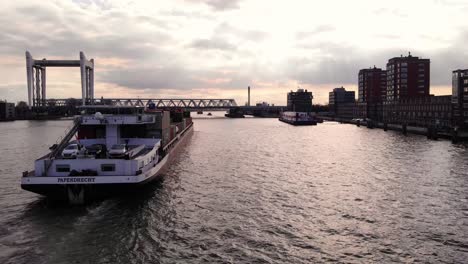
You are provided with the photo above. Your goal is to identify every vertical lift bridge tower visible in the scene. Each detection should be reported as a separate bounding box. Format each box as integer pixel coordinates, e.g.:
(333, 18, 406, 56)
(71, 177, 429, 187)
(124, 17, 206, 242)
(25, 51, 94, 107)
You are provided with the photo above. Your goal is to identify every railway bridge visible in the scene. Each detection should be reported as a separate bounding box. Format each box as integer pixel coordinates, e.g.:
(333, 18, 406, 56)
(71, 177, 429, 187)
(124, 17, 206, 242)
(32, 98, 285, 117)
(25, 51, 283, 117)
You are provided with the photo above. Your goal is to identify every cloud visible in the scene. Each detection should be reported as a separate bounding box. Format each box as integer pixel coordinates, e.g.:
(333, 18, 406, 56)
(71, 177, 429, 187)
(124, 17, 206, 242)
(296, 25, 335, 39)
(159, 9, 214, 20)
(185, 0, 243, 11)
(0, 2, 173, 60)
(426, 31, 468, 85)
(186, 22, 269, 54)
(101, 67, 202, 90)
(71, 0, 114, 10)
(100, 66, 253, 91)
(285, 38, 467, 87)
(432, 0, 468, 7)
(189, 38, 237, 51)
(214, 22, 269, 42)
(374, 34, 402, 39)
(0, 0, 467, 105)
(374, 7, 408, 18)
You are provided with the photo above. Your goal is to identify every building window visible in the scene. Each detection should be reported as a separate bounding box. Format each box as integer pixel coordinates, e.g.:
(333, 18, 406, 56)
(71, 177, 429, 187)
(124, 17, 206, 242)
(56, 164, 70, 173)
(101, 164, 116, 172)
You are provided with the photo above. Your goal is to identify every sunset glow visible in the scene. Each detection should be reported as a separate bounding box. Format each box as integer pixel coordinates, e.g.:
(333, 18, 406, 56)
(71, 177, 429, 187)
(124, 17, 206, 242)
(1, 0, 467, 104)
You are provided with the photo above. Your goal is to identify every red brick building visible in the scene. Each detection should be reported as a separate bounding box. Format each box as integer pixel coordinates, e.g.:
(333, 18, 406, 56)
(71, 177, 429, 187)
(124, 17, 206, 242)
(452, 69, 468, 129)
(358, 67, 386, 121)
(386, 53, 430, 101)
(358, 67, 387, 103)
(382, 95, 452, 129)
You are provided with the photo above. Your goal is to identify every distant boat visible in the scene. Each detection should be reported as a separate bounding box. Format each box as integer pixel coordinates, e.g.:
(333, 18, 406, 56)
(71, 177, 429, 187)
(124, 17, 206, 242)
(279, 111, 317, 126)
(197, 111, 203, 114)
(207, 113, 212, 116)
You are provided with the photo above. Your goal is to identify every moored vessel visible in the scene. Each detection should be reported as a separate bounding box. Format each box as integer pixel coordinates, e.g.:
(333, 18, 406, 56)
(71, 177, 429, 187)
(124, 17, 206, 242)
(279, 88, 318, 126)
(279, 111, 318, 125)
(21, 105, 193, 204)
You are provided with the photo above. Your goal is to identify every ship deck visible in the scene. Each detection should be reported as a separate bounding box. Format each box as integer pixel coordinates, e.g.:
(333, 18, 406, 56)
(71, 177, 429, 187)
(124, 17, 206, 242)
(54, 144, 154, 160)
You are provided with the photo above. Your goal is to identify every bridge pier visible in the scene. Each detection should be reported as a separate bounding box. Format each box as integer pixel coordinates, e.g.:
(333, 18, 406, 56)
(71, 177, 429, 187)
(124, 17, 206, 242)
(452, 127, 459, 143)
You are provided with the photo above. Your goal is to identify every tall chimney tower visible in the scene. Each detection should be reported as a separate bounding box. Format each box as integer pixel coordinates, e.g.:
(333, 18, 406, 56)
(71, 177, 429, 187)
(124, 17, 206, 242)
(248, 86, 251, 106)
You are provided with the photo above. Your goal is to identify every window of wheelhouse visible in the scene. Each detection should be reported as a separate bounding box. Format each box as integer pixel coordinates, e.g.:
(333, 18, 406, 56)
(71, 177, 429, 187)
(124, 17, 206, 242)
(120, 125, 146, 138)
(77, 125, 106, 139)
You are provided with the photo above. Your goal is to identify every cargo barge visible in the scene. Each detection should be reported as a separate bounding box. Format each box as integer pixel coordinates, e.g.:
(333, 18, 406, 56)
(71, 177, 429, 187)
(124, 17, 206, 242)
(21, 105, 193, 204)
(279, 88, 318, 125)
(279, 111, 318, 125)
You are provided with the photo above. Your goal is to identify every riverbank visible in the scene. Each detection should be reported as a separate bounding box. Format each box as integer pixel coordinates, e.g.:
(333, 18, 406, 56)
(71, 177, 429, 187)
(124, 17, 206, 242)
(320, 116, 468, 142)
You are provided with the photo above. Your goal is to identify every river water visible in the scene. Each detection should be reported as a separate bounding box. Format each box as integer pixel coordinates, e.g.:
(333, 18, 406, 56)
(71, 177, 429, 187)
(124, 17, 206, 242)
(1, 116, 467, 263)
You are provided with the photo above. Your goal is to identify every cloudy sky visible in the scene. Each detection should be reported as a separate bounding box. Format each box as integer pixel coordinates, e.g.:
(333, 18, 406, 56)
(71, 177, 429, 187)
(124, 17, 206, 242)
(1, 0, 468, 105)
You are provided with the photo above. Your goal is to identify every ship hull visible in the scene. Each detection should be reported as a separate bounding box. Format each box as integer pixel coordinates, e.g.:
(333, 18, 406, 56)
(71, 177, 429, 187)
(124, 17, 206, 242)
(279, 117, 317, 126)
(279, 111, 318, 126)
(21, 125, 193, 204)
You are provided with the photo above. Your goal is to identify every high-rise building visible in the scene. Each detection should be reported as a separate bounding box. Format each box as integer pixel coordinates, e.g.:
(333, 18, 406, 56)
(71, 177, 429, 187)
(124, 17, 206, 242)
(452, 69, 468, 128)
(287, 89, 313, 112)
(0, 100, 15, 120)
(386, 53, 430, 101)
(358, 67, 387, 103)
(329, 87, 356, 118)
(329, 87, 355, 106)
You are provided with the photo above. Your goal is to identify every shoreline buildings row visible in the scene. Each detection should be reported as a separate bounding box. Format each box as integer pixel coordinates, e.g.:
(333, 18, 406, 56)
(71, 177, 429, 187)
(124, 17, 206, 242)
(329, 53, 468, 132)
(0, 100, 15, 121)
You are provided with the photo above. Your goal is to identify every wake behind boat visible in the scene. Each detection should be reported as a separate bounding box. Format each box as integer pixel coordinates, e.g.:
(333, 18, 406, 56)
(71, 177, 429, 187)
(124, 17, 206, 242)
(21, 104, 193, 204)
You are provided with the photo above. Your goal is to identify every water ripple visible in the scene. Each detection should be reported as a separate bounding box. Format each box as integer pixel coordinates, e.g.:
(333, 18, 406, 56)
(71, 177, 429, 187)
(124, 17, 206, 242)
(0, 119, 467, 263)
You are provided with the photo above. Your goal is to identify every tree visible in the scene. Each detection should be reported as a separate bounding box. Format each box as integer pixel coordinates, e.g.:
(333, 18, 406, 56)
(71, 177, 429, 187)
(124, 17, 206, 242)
(16, 101, 28, 108)
(65, 98, 79, 107)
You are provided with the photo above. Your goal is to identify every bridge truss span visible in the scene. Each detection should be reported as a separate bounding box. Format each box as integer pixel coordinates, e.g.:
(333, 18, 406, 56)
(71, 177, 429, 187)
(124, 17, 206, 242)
(109, 98, 237, 108)
(37, 98, 238, 110)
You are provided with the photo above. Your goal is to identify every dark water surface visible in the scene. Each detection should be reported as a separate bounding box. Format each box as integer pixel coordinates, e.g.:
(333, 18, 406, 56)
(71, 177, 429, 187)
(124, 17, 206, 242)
(1, 117, 468, 263)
